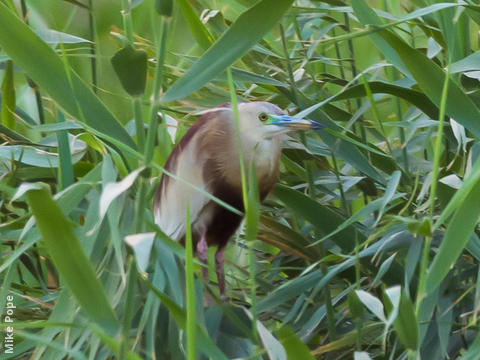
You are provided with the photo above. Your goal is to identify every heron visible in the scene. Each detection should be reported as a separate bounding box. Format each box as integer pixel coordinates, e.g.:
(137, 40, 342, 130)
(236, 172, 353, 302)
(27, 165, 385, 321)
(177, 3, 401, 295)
(154, 101, 323, 301)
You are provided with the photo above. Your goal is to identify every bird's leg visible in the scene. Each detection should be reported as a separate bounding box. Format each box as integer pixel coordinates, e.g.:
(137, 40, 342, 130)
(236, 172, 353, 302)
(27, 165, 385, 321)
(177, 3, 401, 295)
(197, 232, 209, 283)
(196, 232, 212, 305)
(215, 246, 227, 300)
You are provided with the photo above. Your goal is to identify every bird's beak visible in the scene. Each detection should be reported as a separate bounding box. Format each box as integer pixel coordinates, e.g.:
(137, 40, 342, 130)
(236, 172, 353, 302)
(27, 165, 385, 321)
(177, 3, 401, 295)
(265, 114, 324, 130)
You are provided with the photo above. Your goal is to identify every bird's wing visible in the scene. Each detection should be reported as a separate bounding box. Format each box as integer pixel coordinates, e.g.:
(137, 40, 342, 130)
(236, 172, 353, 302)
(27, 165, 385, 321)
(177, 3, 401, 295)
(154, 136, 209, 240)
(154, 110, 229, 241)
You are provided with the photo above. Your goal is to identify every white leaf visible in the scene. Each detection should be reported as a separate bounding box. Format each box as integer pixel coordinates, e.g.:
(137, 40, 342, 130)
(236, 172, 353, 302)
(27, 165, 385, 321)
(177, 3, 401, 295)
(354, 352, 372, 360)
(293, 68, 305, 82)
(439, 174, 463, 189)
(244, 310, 287, 360)
(450, 118, 467, 153)
(200, 9, 220, 24)
(353, 351, 372, 360)
(125, 233, 155, 273)
(385, 286, 401, 325)
(464, 71, 480, 79)
(427, 37, 442, 59)
(163, 113, 178, 144)
(355, 290, 386, 322)
(35, 29, 91, 44)
(99, 167, 144, 219)
(12, 182, 48, 202)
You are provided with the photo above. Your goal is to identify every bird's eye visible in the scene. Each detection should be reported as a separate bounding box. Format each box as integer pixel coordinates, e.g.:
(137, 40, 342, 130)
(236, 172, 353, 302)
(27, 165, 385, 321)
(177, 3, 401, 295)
(258, 112, 268, 122)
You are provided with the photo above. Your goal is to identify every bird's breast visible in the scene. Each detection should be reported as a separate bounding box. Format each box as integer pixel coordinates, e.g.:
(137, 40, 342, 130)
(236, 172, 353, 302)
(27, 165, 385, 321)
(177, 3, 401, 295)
(253, 139, 281, 198)
(210, 133, 281, 199)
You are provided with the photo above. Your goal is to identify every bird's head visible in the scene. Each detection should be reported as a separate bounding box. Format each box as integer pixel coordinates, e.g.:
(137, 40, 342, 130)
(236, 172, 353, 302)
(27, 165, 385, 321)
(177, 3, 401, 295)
(237, 102, 324, 140)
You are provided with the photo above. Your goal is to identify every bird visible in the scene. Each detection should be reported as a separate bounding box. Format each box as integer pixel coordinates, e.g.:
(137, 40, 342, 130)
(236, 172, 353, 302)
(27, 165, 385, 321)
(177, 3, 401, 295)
(154, 101, 323, 301)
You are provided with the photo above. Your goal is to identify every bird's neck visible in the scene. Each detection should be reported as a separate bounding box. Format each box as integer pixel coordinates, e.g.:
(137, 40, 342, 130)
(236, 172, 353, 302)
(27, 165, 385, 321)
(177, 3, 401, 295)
(221, 132, 281, 191)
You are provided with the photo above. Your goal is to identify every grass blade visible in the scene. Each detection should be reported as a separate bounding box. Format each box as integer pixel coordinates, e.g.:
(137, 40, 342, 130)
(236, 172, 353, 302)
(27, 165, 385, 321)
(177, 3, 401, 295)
(56, 111, 74, 190)
(0, 3, 135, 149)
(185, 205, 196, 360)
(23, 184, 119, 332)
(274, 184, 364, 252)
(140, 277, 228, 360)
(177, 0, 213, 50)
(352, 0, 480, 139)
(162, 0, 294, 102)
(425, 179, 480, 293)
(1, 59, 15, 129)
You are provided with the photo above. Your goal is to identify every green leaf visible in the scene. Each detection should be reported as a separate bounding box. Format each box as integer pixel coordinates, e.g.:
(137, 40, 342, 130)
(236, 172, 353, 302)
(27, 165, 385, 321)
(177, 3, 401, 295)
(35, 29, 91, 44)
(56, 111, 74, 190)
(407, 218, 432, 237)
(355, 290, 386, 322)
(381, 30, 480, 138)
(140, 277, 228, 360)
(296, 94, 386, 185)
(177, 0, 213, 50)
(392, 291, 418, 350)
(434, 154, 480, 231)
(450, 50, 480, 73)
(375, 170, 401, 225)
(350, 0, 411, 78)
(111, 45, 148, 96)
(184, 205, 196, 360)
(373, 253, 397, 286)
(245, 159, 260, 241)
(23, 184, 119, 332)
(154, 0, 173, 17)
(120, 257, 138, 360)
(332, 81, 438, 120)
(89, 323, 142, 360)
(462, 332, 480, 360)
(276, 326, 315, 360)
(0, 123, 30, 144)
(258, 238, 409, 312)
(1, 59, 15, 130)
(352, 0, 480, 139)
(425, 178, 480, 293)
(231, 67, 286, 87)
(60, 0, 90, 9)
(348, 289, 364, 319)
(0, 3, 136, 149)
(0, 144, 86, 168)
(260, 215, 319, 259)
(162, 0, 294, 102)
(274, 184, 364, 252)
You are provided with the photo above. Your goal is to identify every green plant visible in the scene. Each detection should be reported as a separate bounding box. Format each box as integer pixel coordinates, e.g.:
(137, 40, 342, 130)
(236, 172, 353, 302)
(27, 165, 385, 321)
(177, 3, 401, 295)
(1, 0, 480, 358)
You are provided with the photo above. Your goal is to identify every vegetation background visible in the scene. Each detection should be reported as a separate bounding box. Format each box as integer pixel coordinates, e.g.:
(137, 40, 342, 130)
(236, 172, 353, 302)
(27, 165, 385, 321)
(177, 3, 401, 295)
(1, 0, 480, 358)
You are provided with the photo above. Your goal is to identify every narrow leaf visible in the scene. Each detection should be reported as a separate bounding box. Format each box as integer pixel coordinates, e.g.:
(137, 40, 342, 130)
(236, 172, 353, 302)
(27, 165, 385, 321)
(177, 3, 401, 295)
(24, 184, 119, 332)
(393, 291, 418, 350)
(0, 3, 136, 149)
(277, 326, 315, 360)
(177, 0, 213, 49)
(274, 184, 364, 252)
(1, 59, 15, 129)
(355, 290, 386, 322)
(425, 179, 480, 293)
(140, 278, 228, 360)
(352, 0, 480, 139)
(162, 0, 293, 102)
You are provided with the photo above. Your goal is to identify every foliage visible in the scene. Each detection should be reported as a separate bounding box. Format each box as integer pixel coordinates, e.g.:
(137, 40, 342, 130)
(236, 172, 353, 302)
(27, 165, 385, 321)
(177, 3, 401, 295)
(1, 0, 480, 358)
